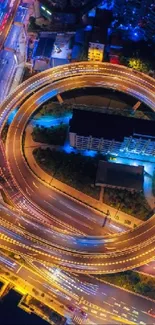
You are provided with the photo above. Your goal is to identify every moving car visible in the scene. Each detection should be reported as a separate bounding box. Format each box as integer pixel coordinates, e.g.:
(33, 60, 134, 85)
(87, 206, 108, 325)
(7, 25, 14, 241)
(148, 309, 155, 318)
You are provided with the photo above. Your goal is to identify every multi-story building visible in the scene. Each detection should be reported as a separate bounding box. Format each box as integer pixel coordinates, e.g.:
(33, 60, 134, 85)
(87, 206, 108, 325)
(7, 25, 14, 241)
(145, 2, 155, 40)
(113, 0, 153, 29)
(88, 41, 104, 61)
(40, 0, 102, 10)
(69, 109, 155, 157)
(88, 28, 105, 62)
(95, 160, 144, 192)
(70, 0, 90, 7)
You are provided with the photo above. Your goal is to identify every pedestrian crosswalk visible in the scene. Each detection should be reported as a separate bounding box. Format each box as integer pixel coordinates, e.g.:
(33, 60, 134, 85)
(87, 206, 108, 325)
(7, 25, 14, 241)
(73, 315, 95, 325)
(73, 315, 83, 324)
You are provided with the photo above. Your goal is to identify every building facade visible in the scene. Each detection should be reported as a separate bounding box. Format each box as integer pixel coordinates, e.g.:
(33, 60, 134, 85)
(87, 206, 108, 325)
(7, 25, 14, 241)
(113, 0, 155, 39)
(88, 42, 104, 61)
(70, 133, 155, 156)
(145, 2, 155, 40)
(69, 109, 155, 157)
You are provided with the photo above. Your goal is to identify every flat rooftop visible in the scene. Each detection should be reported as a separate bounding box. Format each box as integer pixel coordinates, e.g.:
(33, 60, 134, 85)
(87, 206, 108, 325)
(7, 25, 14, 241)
(96, 161, 144, 191)
(69, 109, 155, 141)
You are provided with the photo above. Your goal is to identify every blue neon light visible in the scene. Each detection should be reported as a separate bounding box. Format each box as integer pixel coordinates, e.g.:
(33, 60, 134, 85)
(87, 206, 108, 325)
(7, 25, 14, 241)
(7, 108, 18, 124)
(33, 114, 72, 128)
(36, 90, 58, 105)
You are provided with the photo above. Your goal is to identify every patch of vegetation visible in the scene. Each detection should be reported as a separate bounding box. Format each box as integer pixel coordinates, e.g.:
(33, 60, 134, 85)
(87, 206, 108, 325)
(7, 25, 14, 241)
(96, 271, 155, 300)
(28, 16, 42, 32)
(35, 102, 72, 118)
(22, 67, 37, 82)
(104, 188, 151, 221)
(32, 124, 68, 146)
(1, 123, 9, 143)
(120, 56, 152, 73)
(0, 189, 14, 207)
(34, 101, 150, 123)
(33, 148, 101, 199)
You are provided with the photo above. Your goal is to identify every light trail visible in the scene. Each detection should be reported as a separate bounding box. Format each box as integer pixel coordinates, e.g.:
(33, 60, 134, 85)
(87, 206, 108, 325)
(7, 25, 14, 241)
(0, 62, 155, 275)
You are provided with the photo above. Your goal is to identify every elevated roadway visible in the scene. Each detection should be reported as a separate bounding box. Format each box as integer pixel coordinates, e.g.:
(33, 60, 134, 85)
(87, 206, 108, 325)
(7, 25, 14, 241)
(0, 62, 155, 274)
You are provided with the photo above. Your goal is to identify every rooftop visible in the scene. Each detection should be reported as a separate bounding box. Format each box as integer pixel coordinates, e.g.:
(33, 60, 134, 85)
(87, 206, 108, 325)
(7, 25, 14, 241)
(96, 161, 144, 191)
(69, 109, 155, 141)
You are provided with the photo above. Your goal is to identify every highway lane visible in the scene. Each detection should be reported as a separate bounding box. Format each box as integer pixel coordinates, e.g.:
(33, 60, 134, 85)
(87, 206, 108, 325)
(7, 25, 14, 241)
(29, 260, 155, 325)
(0, 216, 155, 274)
(1, 201, 155, 258)
(0, 0, 20, 50)
(137, 261, 155, 277)
(0, 252, 123, 325)
(0, 251, 154, 325)
(2, 201, 154, 266)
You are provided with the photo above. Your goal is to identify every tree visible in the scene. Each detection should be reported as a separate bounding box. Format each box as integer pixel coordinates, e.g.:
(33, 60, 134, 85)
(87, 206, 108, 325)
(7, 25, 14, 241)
(136, 282, 150, 294)
(119, 55, 129, 66)
(10, 276, 18, 281)
(128, 58, 150, 73)
(5, 272, 10, 276)
(129, 272, 140, 284)
(32, 288, 39, 296)
(29, 16, 36, 25)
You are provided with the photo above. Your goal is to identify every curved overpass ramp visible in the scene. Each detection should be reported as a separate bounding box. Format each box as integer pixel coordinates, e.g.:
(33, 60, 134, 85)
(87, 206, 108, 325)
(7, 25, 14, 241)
(0, 62, 155, 274)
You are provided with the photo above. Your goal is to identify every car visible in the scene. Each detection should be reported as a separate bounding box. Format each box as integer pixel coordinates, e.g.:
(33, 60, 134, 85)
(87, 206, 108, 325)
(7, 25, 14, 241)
(13, 254, 21, 260)
(132, 310, 139, 315)
(123, 306, 130, 311)
(109, 156, 117, 161)
(148, 309, 155, 318)
(67, 305, 75, 312)
(81, 310, 87, 318)
(114, 302, 121, 307)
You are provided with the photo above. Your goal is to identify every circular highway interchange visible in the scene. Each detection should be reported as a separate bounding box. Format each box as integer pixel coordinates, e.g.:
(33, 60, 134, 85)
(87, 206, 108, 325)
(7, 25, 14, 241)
(0, 62, 155, 274)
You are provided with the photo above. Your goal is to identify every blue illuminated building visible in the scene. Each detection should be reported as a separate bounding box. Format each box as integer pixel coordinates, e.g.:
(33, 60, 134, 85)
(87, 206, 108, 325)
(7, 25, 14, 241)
(145, 3, 155, 40)
(32, 114, 72, 128)
(69, 109, 155, 161)
(113, 0, 155, 40)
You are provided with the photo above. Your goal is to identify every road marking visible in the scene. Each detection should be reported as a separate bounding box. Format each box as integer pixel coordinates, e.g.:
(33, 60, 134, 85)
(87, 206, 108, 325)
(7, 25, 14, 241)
(32, 181, 38, 189)
(48, 195, 57, 200)
(26, 187, 31, 195)
(59, 200, 97, 223)
(16, 265, 22, 274)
